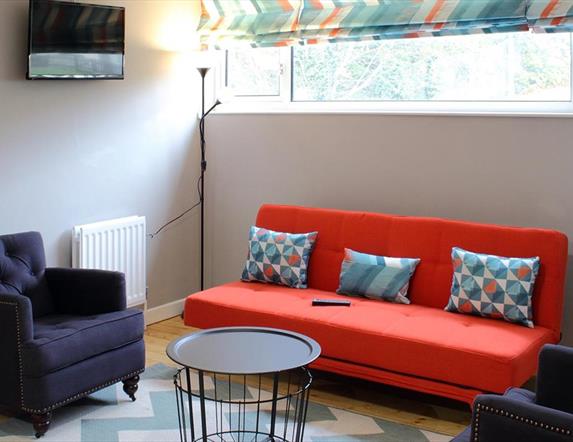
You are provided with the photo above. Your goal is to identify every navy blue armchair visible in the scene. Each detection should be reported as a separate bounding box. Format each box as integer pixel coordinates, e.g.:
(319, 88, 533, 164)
(0, 232, 145, 437)
(453, 344, 573, 442)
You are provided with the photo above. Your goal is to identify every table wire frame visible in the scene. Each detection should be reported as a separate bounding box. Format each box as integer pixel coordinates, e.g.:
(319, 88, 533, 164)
(173, 367, 313, 442)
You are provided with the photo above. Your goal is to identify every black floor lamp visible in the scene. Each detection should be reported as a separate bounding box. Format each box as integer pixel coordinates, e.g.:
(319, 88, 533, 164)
(197, 67, 221, 291)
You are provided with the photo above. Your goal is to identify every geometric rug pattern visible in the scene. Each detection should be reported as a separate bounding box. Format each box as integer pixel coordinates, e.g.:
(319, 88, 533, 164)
(0, 365, 451, 441)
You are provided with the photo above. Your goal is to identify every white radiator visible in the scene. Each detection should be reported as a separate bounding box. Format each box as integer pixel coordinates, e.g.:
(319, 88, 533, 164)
(72, 216, 147, 308)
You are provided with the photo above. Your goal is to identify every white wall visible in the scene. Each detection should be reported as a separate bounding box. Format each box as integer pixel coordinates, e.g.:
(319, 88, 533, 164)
(0, 0, 201, 308)
(205, 113, 573, 344)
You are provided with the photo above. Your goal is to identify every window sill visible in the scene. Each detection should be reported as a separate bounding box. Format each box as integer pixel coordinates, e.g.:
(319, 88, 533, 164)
(211, 102, 573, 118)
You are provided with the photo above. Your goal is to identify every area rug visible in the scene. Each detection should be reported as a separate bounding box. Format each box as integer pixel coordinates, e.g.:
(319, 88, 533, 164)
(0, 364, 451, 441)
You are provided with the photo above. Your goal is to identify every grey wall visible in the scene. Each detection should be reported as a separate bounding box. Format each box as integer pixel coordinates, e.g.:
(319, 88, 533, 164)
(205, 114, 573, 344)
(0, 0, 201, 308)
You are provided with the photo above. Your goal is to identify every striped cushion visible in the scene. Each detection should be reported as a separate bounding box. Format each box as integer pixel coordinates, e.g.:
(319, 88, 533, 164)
(336, 248, 420, 304)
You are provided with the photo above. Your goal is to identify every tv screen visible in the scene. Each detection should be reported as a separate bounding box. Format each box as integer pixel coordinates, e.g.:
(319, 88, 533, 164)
(27, 0, 125, 80)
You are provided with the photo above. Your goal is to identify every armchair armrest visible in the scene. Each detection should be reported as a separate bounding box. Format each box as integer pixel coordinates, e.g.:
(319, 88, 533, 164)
(46, 268, 126, 315)
(0, 293, 33, 343)
(537, 344, 573, 414)
(471, 394, 573, 442)
(0, 293, 33, 408)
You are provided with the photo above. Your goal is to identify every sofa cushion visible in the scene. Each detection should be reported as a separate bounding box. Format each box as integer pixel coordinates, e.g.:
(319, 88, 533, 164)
(337, 248, 419, 304)
(23, 308, 144, 377)
(241, 226, 318, 289)
(185, 281, 554, 393)
(445, 247, 540, 328)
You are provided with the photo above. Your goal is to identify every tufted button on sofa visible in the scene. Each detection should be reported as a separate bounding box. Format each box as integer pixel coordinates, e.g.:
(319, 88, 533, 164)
(0, 232, 145, 438)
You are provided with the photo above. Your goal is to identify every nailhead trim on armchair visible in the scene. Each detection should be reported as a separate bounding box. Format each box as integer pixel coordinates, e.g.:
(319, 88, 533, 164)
(20, 368, 145, 414)
(472, 403, 573, 441)
(0, 301, 26, 409)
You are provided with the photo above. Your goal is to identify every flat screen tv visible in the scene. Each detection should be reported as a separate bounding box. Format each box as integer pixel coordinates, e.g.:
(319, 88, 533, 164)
(27, 0, 125, 80)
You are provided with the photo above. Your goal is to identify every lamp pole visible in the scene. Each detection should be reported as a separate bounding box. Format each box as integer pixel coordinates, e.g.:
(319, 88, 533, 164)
(197, 67, 220, 292)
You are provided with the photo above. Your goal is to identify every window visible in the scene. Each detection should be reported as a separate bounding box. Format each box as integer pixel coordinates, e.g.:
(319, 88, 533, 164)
(226, 47, 282, 96)
(221, 32, 573, 114)
(293, 33, 571, 102)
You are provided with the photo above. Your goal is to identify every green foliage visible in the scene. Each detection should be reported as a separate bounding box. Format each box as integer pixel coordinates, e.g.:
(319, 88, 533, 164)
(292, 33, 571, 101)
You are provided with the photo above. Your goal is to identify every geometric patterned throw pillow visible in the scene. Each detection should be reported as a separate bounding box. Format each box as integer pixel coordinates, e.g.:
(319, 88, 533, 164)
(445, 247, 540, 328)
(336, 248, 420, 304)
(241, 226, 318, 289)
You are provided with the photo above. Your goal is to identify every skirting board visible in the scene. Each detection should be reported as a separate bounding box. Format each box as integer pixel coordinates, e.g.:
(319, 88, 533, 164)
(145, 299, 184, 325)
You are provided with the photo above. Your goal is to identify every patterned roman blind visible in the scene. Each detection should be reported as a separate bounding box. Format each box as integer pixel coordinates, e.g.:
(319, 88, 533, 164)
(197, 0, 573, 48)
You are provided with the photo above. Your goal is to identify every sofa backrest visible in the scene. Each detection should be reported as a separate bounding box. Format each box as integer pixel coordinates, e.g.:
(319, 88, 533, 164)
(0, 232, 54, 318)
(256, 204, 568, 337)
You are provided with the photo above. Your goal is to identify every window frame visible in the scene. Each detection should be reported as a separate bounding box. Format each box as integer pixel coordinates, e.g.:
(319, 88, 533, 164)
(217, 48, 291, 104)
(214, 33, 573, 117)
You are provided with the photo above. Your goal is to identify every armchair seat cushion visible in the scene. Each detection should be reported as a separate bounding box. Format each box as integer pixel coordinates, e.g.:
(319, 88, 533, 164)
(22, 308, 144, 377)
(505, 387, 536, 404)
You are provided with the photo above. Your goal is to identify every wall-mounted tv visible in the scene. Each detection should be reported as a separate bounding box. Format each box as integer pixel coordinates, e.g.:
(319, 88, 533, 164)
(27, 0, 125, 80)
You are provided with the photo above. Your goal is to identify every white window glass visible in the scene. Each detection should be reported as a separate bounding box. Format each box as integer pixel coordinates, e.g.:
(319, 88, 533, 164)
(226, 47, 282, 96)
(292, 33, 571, 102)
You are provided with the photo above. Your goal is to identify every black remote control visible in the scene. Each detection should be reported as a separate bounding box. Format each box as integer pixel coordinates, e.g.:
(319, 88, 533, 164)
(312, 298, 351, 306)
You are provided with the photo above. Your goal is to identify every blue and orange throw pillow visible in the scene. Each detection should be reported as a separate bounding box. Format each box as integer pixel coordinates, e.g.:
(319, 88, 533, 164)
(241, 226, 318, 289)
(445, 247, 540, 327)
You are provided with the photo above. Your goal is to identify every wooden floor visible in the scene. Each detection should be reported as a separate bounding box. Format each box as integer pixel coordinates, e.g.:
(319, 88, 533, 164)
(147, 316, 470, 437)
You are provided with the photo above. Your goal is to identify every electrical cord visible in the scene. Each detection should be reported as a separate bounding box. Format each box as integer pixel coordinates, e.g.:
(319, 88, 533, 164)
(148, 174, 203, 239)
(150, 100, 217, 239)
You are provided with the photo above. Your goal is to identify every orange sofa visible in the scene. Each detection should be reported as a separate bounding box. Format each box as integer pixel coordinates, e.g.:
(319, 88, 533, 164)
(184, 205, 568, 405)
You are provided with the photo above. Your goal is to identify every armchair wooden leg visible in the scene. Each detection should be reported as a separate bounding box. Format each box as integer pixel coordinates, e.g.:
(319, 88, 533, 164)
(31, 412, 51, 438)
(122, 375, 140, 401)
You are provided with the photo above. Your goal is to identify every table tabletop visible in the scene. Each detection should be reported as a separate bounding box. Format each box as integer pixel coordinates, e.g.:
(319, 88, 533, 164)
(166, 326, 321, 375)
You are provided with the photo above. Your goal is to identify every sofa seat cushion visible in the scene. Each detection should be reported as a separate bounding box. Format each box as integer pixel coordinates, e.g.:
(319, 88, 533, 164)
(185, 281, 555, 393)
(23, 308, 144, 377)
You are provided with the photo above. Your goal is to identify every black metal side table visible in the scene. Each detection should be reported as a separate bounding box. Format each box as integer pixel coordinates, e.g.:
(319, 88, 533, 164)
(166, 327, 321, 442)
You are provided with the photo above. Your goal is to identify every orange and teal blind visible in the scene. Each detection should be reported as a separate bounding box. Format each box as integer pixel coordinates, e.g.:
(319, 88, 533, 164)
(197, 0, 573, 48)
